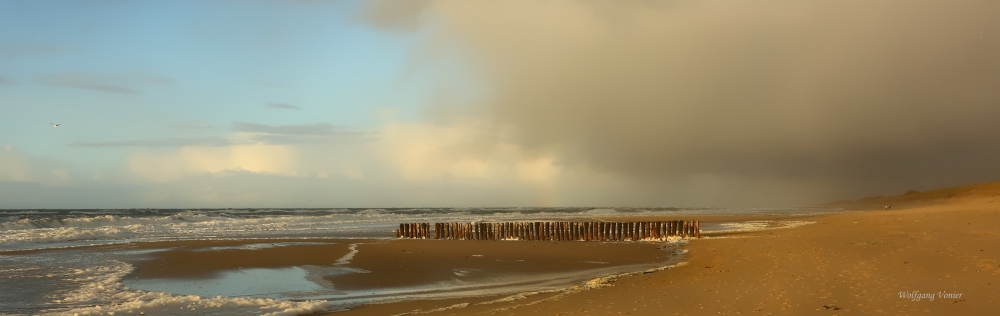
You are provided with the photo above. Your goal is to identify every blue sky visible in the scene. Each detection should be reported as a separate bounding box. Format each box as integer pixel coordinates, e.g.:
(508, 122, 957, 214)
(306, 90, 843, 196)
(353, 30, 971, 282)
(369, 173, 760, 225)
(1, 0, 428, 162)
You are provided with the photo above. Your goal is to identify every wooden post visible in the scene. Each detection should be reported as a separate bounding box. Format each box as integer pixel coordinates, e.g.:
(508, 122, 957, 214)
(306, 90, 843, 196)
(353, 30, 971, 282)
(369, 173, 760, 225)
(555, 222, 561, 241)
(641, 222, 647, 240)
(590, 222, 595, 241)
(537, 222, 542, 241)
(644, 222, 649, 240)
(597, 222, 603, 241)
(619, 222, 628, 241)
(652, 222, 658, 240)
(611, 222, 616, 241)
(590, 222, 601, 241)
(558, 222, 562, 241)
(533, 222, 539, 241)
(543, 222, 549, 241)
(524, 222, 530, 241)
(610, 222, 616, 241)
(695, 220, 701, 238)
(602, 222, 608, 241)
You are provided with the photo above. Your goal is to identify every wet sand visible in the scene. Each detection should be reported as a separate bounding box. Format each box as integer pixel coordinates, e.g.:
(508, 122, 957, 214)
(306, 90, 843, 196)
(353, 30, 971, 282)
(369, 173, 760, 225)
(330, 199, 1000, 315)
(328, 239, 678, 291)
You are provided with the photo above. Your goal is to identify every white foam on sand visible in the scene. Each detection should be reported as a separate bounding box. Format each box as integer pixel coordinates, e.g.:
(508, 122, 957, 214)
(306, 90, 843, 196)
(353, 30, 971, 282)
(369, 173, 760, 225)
(39, 260, 332, 316)
(335, 243, 361, 266)
(390, 303, 470, 316)
(193, 242, 332, 252)
(702, 220, 815, 234)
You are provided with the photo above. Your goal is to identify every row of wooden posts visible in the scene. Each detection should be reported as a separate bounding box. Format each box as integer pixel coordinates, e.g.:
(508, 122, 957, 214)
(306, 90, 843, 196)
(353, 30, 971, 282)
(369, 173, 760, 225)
(395, 221, 700, 241)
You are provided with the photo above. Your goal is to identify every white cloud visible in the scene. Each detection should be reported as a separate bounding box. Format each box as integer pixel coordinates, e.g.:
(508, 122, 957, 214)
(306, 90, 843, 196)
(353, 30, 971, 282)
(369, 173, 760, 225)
(376, 121, 561, 183)
(128, 145, 298, 182)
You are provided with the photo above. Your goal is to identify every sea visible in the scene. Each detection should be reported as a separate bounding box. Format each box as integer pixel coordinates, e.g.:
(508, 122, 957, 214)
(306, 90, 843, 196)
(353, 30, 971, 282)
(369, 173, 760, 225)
(0, 207, 828, 315)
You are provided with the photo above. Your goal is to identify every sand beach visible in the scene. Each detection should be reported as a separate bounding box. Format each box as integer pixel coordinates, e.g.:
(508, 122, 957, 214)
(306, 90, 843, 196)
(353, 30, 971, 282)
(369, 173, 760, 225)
(331, 198, 1000, 315)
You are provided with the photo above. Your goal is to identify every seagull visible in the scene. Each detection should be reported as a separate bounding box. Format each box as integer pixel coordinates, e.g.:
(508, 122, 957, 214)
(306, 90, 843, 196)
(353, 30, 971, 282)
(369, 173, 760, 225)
(50, 123, 61, 128)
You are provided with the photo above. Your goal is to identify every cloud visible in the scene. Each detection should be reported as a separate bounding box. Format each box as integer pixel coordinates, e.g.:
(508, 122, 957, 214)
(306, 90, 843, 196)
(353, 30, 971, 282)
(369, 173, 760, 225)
(69, 137, 238, 148)
(0, 43, 74, 58)
(231, 122, 342, 136)
(361, 0, 1000, 204)
(230, 122, 373, 144)
(264, 102, 303, 110)
(39, 72, 173, 94)
(69, 123, 372, 149)
(360, 0, 430, 32)
(128, 145, 298, 182)
(0, 147, 74, 184)
(0, 75, 13, 85)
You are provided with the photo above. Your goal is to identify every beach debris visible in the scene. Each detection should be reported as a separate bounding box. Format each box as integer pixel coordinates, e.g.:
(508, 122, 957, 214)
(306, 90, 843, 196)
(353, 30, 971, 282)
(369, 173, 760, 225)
(822, 304, 841, 310)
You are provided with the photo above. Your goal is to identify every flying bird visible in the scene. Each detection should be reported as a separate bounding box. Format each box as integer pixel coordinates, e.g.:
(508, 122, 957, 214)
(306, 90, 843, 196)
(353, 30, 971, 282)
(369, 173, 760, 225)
(50, 123, 60, 128)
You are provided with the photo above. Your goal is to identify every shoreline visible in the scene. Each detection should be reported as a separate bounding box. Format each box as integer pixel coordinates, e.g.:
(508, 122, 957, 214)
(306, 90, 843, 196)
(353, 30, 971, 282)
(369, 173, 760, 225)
(23, 201, 997, 315)
(330, 199, 999, 315)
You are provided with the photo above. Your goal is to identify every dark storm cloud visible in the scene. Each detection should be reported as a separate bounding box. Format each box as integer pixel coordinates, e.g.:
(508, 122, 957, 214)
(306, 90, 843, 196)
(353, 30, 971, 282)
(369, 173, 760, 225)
(264, 102, 303, 110)
(364, 0, 1000, 203)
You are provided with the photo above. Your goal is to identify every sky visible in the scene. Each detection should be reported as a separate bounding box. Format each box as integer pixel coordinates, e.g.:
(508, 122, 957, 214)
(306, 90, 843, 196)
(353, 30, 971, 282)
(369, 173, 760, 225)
(2, 0, 999, 208)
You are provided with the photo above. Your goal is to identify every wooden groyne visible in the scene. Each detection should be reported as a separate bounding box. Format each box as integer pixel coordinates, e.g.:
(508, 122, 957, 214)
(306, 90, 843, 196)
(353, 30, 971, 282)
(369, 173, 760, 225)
(395, 221, 700, 241)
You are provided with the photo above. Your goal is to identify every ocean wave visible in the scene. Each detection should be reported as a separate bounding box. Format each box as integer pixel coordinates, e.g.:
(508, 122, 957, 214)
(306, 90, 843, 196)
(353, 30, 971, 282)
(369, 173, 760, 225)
(0, 207, 831, 251)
